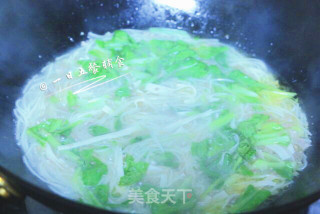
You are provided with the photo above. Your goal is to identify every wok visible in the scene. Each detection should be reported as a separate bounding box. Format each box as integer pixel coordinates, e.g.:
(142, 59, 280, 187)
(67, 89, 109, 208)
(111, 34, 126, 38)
(1, 0, 320, 213)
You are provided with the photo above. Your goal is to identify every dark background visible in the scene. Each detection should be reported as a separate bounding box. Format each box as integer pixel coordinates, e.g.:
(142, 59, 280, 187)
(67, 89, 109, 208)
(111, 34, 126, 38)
(1, 0, 320, 213)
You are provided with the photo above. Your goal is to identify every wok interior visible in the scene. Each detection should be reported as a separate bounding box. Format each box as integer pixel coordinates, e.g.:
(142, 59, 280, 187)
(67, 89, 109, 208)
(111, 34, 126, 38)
(0, 0, 320, 213)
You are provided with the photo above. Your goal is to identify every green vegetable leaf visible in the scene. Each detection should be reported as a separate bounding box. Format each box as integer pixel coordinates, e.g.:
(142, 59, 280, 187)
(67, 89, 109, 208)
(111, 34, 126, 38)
(208, 65, 223, 78)
(67, 91, 78, 110)
(169, 57, 209, 79)
(88, 49, 108, 59)
(153, 151, 179, 169)
(81, 163, 107, 186)
(194, 45, 228, 60)
(73, 170, 111, 208)
(112, 30, 135, 44)
(115, 85, 131, 98)
(237, 114, 269, 138)
(119, 154, 149, 186)
(148, 40, 176, 56)
(228, 70, 269, 92)
(229, 84, 261, 103)
(27, 119, 80, 161)
(49, 95, 59, 104)
(191, 136, 237, 181)
(229, 185, 271, 213)
(191, 139, 209, 157)
(88, 125, 109, 136)
(119, 45, 136, 60)
(94, 184, 109, 204)
(210, 110, 234, 130)
(259, 89, 296, 104)
(27, 118, 81, 146)
(130, 136, 149, 144)
(253, 122, 290, 146)
(79, 149, 108, 186)
(237, 165, 254, 176)
(238, 140, 256, 161)
(252, 159, 294, 179)
(114, 116, 122, 131)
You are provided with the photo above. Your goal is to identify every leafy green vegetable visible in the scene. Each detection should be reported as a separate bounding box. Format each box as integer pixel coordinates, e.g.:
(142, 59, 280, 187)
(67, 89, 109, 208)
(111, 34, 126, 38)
(259, 89, 296, 104)
(39, 119, 68, 133)
(237, 140, 256, 161)
(237, 114, 269, 138)
(253, 122, 290, 146)
(208, 65, 224, 78)
(49, 95, 59, 104)
(148, 40, 177, 57)
(172, 48, 197, 62)
(274, 163, 294, 179)
(27, 118, 81, 146)
(119, 154, 149, 186)
(80, 184, 110, 208)
(215, 51, 228, 67)
(88, 125, 109, 136)
(252, 159, 294, 179)
(191, 139, 209, 157)
(210, 110, 234, 130)
(79, 149, 108, 186)
(88, 49, 108, 59)
(173, 57, 209, 79)
(114, 116, 122, 131)
(147, 39, 215, 79)
(153, 151, 179, 169)
(254, 135, 290, 146)
(191, 134, 237, 181)
(237, 115, 291, 147)
(130, 136, 149, 144)
(229, 185, 271, 213)
(67, 91, 78, 110)
(119, 45, 136, 60)
(194, 45, 228, 60)
(200, 178, 225, 201)
(27, 119, 81, 162)
(27, 127, 59, 147)
(93, 184, 109, 204)
(112, 30, 135, 44)
(237, 165, 254, 176)
(77, 59, 91, 72)
(95, 40, 107, 48)
(115, 84, 131, 98)
(73, 170, 111, 208)
(228, 70, 269, 92)
(229, 84, 261, 103)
